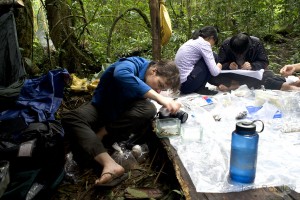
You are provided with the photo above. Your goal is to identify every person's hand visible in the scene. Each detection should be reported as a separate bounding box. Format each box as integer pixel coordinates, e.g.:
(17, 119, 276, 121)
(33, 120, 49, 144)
(241, 62, 252, 70)
(144, 89, 182, 114)
(161, 98, 181, 114)
(216, 63, 223, 70)
(157, 96, 181, 114)
(280, 65, 295, 77)
(229, 62, 238, 70)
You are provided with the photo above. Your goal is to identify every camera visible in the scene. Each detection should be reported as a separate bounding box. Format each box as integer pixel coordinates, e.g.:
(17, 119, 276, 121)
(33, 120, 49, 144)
(157, 107, 188, 123)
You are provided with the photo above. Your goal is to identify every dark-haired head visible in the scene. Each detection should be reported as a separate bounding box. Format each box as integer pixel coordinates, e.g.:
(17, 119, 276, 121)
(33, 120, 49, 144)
(229, 33, 251, 55)
(191, 26, 219, 45)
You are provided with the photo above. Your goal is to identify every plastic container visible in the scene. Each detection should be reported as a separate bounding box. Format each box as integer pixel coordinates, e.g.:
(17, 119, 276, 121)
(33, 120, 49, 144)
(181, 122, 203, 142)
(0, 161, 10, 198)
(229, 120, 264, 183)
(155, 118, 181, 138)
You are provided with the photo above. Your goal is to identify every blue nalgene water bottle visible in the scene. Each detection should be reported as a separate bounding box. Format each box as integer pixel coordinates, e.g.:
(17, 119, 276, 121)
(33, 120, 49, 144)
(229, 120, 264, 183)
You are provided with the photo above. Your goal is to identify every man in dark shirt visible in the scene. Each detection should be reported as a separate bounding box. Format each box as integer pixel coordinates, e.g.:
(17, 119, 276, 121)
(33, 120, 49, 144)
(209, 33, 300, 91)
(219, 33, 269, 71)
(210, 33, 270, 91)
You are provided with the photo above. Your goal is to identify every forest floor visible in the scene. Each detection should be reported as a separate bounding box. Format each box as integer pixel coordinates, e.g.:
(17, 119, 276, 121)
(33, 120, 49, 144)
(51, 34, 300, 200)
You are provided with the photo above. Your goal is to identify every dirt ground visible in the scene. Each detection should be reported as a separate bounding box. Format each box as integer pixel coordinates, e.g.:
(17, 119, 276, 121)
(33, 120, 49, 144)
(52, 92, 185, 200)
(51, 34, 300, 200)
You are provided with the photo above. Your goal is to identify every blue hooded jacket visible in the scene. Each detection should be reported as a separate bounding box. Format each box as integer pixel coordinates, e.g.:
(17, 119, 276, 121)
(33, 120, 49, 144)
(92, 57, 152, 122)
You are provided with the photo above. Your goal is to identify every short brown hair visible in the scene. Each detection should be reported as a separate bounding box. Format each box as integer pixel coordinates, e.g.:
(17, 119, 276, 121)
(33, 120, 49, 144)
(152, 60, 180, 92)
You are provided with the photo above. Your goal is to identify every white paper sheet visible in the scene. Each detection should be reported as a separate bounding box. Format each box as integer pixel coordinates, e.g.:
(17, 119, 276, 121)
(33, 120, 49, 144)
(220, 69, 264, 80)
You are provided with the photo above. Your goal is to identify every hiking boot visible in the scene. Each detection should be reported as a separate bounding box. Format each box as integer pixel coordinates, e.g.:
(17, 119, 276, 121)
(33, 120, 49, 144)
(196, 87, 218, 95)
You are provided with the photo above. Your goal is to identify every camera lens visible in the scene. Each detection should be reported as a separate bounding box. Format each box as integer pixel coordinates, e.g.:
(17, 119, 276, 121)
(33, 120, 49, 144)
(158, 110, 188, 123)
(179, 111, 188, 123)
(172, 110, 188, 123)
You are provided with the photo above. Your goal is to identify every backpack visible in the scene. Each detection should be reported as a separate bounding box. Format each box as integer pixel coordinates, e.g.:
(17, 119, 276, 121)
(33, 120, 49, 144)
(0, 67, 69, 199)
(0, 6, 69, 199)
(0, 120, 65, 200)
(0, 8, 26, 112)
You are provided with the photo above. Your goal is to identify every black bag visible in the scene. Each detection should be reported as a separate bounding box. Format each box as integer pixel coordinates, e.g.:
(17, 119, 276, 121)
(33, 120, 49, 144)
(0, 9, 27, 112)
(0, 120, 65, 200)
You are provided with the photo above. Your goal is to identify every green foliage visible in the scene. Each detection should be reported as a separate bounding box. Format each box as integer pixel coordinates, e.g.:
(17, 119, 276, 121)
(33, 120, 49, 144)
(161, 0, 299, 60)
(32, 0, 300, 68)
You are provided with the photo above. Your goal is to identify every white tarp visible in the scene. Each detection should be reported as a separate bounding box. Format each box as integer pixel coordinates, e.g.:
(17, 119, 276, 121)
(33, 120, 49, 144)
(159, 88, 300, 193)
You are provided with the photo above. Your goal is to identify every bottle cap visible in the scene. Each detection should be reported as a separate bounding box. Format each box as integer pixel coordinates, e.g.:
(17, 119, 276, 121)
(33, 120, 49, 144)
(236, 121, 256, 133)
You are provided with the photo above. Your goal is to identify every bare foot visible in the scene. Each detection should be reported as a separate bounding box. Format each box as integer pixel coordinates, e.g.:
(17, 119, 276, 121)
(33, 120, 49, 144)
(281, 83, 300, 91)
(218, 81, 240, 92)
(290, 80, 300, 87)
(229, 80, 240, 90)
(94, 152, 125, 185)
(218, 84, 230, 92)
(95, 164, 125, 185)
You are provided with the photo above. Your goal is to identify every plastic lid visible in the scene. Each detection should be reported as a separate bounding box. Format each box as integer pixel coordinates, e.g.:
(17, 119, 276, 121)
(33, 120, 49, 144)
(236, 121, 256, 133)
(181, 112, 188, 123)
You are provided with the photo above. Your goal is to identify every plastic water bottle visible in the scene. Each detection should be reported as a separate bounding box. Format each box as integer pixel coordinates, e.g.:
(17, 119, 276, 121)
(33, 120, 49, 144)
(229, 120, 264, 183)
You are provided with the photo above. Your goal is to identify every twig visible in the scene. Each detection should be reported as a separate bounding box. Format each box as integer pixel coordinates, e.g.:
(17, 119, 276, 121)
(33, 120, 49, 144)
(149, 147, 159, 170)
(154, 160, 166, 185)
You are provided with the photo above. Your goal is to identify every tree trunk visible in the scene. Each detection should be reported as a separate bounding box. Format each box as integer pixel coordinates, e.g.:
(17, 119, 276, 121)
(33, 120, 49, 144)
(149, 0, 161, 61)
(107, 7, 151, 58)
(45, 0, 96, 74)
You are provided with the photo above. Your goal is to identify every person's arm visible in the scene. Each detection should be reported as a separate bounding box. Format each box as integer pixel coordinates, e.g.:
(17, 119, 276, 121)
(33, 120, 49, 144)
(200, 43, 221, 76)
(295, 64, 300, 72)
(144, 89, 181, 114)
(248, 40, 269, 70)
(113, 60, 152, 98)
(280, 63, 300, 76)
(218, 43, 231, 70)
(114, 59, 181, 114)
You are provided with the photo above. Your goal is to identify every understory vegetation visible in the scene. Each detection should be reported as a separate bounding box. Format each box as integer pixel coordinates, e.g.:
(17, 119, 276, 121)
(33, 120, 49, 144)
(29, 0, 300, 76)
(25, 1, 300, 199)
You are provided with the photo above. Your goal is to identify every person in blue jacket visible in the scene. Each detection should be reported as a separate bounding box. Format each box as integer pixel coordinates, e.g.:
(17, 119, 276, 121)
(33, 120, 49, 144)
(62, 57, 181, 186)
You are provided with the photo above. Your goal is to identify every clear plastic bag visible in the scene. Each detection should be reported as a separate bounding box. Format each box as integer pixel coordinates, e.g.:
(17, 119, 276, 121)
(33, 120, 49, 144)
(131, 144, 149, 164)
(111, 143, 139, 171)
(25, 183, 44, 200)
(64, 152, 81, 183)
(0, 161, 9, 198)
